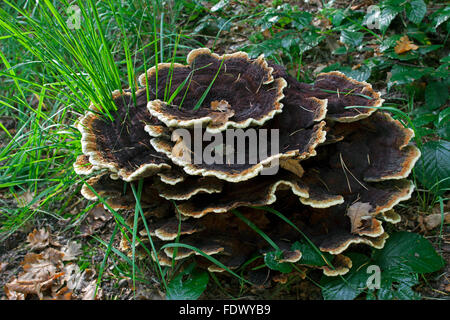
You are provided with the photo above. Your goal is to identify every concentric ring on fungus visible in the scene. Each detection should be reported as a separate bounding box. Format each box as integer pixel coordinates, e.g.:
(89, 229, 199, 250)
(270, 63, 384, 122)
(77, 89, 171, 182)
(297, 111, 420, 211)
(141, 48, 288, 133)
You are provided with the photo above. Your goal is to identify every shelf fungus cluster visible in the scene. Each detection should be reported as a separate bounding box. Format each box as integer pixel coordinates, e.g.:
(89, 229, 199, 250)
(75, 48, 420, 283)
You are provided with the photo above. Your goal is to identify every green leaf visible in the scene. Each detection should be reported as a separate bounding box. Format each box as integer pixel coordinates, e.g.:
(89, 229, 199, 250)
(379, 6, 401, 33)
(405, 0, 426, 24)
(166, 263, 209, 300)
(291, 241, 333, 267)
(413, 112, 437, 127)
(425, 81, 449, 110)
(298, 30, 324, 54)
(377, 264, 420, 300)
(388, 65, 431, 89)
(437, 109, 450, 139)
(210, 0, 229, 12)
(429, 6, 450, 31)
(320, 253, 370, 300)
(373, 232, 445, 274)
(340, 30, 364, 47)
(264, 251, 293, 273)
(380, 34, 401, 52)
(331, 9, 345, 26)
(291, 11, 312, 30)
(340, 65, 372, 82)
(415, 140, 450, 195)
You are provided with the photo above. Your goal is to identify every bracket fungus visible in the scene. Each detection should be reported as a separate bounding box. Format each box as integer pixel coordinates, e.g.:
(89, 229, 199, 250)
(75, 48, 421, 284)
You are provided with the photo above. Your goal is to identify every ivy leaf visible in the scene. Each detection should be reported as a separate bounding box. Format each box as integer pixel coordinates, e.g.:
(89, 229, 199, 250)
(373, 232, 445, 274)
(379, 5, 401, 33)
(415, 140, 450, 195)
(405, 0, 426, 24)
(425, 81, 449, 110)
(340, 30, 363, 47)
(210, 0, 229, 12)
(291, 241, 333, 267)
(429, 6, 450, 31)
(166, 263, 209, 300)
(291, 11, 312, 30)
(264, 251, 293, 273)
(412, 112, 437, 127)
(320, 253, 370, 300)
(377, 264, 420, 300)
(341, 65, 372, 82)
(388, 65, 431, 88)
(298, 30, 324, 54)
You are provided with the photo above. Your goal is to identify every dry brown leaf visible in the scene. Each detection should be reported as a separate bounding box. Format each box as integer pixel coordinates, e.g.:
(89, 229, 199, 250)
(262, 29, 271, 39)
(5, 246, 67, 299)
(80, 204, 112, 236)
(272, 273, 289, 284)
(346, 202, 374, 234)
(170, 130, 193, 162)
(209, 100, 235, 128)
(81, 279, 102, 300)
(46, 286, 73, 300)
(424, 213, 450, 230)
(4, 285, 25, 300)
(0, 262, 8, 272)
(16, 190, 35, 208)
(63, 264, 83, 290)
(211, 100, 231, 112)
(395, 35, 419, 54)
(62, 241, 82, 261)
(26, 228, 50, 250)
(5, 272, 64, 298)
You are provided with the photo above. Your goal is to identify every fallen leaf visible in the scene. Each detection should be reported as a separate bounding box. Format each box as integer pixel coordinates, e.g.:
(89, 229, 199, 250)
(62, 241, 82, 261)
(63, 264, 96, 292)
(424, 213, 450, 230)
(211, 100, 231, 112)
(395, 35, 419, 54)
(47, 286, 73, 300)
(63, 264, 83, 290)
(346, 202, 374, 234)
(0, 262, 8, 272)
(4, 286, 25, 300)
(262, 29, 271, 39)
(16, 190, 35, 208)
(80, 205, 112, 237)
(272, 273, 289, 284)
(81, 279, 102, 300)
(26, 228, 50, 250)
(209, 100, 235, 128)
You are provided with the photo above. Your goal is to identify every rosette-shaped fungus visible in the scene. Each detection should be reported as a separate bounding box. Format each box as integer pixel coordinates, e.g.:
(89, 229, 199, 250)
(75, 48, 420, 283)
